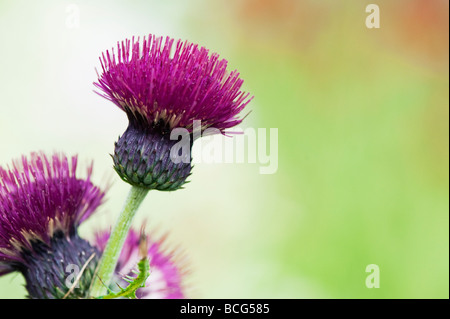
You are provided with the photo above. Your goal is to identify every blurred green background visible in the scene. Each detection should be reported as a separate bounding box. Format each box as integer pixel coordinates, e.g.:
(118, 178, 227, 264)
(0, 0, 448, 298)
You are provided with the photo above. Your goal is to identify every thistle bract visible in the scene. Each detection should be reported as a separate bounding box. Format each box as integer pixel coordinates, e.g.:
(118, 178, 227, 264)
(112, 115, 192, 190)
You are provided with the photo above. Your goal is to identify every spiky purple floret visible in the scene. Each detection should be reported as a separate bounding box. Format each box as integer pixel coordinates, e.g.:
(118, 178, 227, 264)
(0, 152, 105, 275)
(94, 34, 253, 133)
(95, 229, 187, 299)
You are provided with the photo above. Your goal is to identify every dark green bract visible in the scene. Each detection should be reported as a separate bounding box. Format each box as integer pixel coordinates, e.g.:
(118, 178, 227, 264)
(21, 232, 99, 299)
(113, 122, 192, 191)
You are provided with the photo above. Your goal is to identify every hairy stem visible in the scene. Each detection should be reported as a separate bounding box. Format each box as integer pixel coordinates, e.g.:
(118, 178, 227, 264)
(90, 186, 149, 297)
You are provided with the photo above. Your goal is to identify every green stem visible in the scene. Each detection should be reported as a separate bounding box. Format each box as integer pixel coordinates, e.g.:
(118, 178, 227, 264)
(90, 185, 149, 297)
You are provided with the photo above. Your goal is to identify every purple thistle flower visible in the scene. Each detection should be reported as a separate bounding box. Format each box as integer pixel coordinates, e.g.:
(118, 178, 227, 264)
(94, 228, 187, 299)
(94, 34, 253, 191)
(95, 34, 252, 133)
(0, 152, 106, 299)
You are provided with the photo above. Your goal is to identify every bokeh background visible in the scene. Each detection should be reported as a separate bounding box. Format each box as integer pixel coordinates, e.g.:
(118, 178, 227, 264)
(0, 0, 448, 298)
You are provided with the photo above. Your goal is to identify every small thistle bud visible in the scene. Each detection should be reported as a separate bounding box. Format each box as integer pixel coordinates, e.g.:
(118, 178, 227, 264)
(95, 34, 253, 191)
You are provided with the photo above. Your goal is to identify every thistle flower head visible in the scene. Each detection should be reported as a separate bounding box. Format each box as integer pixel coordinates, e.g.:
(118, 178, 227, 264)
(95, 34, 252, 133)
(94, 34, 253, 191)
(95, 228, 187, 299)
(0, 152, 106, 298)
